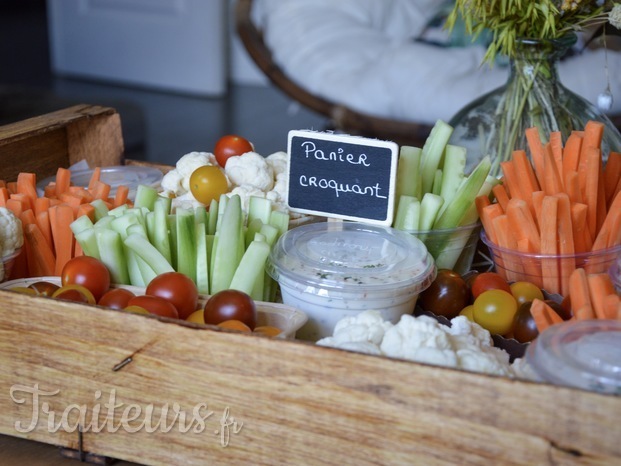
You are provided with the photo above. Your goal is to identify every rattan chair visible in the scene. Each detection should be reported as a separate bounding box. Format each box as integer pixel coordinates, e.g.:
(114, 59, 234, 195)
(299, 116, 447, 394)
(234, 0, 433, 148)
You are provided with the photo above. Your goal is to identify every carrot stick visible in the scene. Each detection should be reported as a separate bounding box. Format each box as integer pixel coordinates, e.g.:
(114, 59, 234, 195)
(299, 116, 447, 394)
(44, 184, 56, 199)
(499, 161, 523, 200)
(603, 294, 621, 321)
(583, 147, 602, 241)
(51, 203, 75, 276)
(604, 151, 621, 207)
(69, 186, 95, 203)
(88, 167, 101, 190)
(0, 187, 9, 207)
(9, 193, 31, 215)
(492, 214, 521, 282)
(531, 298, 564, 333)
(587, 273, 617, 319)
(23, 223, 56, 276)
(606, 203, 621, 249)
(563, 171, 582, 204)
(6, 182, 17, 195)
(113, 185, 130, 207)
(35, 210, 54, 251)
(492, 184, 510, 212)
(0, 180, 4, 189)
(592, 191, 621, 251)
(570, 203, 589, 254)
(479, 203, 504, 245)
(76, 203, 96, 222)
(554, 193, 575, 297)
(16, 172, 37, 211)
(512, 149, 541, 196)
(549, 131, 564, 178)
(54, 167, 72, 197)
(540, 196, 559, 294)
(20, 209, 36, 227)
(506, 198, 541, 252)
(562, 131, 583, 176)
(543, 146, 564, 195)
(575, 305, 596, 320)
(525, 126, 546, 188)
(569, 268, 594, 319)
(34, 197, 50, 217)
(59, 193, 85, 216)
(90, 180, 111, 201)
(5, 198, 23, 218)
(531, 190, 545, 229)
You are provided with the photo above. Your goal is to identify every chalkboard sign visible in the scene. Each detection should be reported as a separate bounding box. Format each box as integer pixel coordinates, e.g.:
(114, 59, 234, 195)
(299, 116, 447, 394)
(286, 130, 399, 225)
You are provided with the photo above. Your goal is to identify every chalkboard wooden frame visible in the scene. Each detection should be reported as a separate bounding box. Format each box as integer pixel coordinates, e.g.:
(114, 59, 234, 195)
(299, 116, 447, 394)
(286, 130, 399, 226)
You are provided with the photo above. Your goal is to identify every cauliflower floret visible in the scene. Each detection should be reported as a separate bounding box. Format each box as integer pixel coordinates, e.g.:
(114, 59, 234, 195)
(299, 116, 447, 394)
(160, 169, 185, 196)
(170, 191, 204, 211)
(227, 185, 267, 213)
(0, 207, 24, 257)
(456, 347, 514, 377)
(176, 152, 218, 192)
(447, 316, 494, 350)
(332, 310, 393, 346)
(225, 152, 274, 192)
(265, 151, 288, 177)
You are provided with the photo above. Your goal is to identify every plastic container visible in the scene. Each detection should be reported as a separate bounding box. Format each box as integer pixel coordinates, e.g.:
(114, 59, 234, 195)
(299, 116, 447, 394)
(267, 221, 436, 341)
(37, 166, 163, 201)
(405, 222, 481, 275)
(1, 248, 21, 283)
(481, 231, 621, 296)
(609, 257, 621, 293)
(526, 320, 621, 394)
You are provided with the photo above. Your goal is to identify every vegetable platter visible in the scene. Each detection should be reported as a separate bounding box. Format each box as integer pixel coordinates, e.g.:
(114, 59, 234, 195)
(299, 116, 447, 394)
(0, 106, 620, 465)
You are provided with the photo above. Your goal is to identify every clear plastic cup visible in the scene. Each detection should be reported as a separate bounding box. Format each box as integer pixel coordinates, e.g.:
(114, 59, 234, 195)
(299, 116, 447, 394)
(1, 248, 21, 283)
(526, 320, 621, 394)
(481, 231, 621, 296)
(609, 257, 621, 293)
(405, 222, 481, 275)
(267, 222, 436, 341)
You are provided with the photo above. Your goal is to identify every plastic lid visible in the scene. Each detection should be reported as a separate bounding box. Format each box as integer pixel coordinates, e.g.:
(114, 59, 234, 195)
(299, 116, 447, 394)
(267, 221, 436, 295)
(37, 166, 163, 200)
(526, 320, 621, 394)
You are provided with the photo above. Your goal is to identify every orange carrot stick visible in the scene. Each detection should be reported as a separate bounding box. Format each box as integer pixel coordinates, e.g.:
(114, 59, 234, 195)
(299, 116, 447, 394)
(569, 268, 594, 318)
(113, 185, 129, 207)
(543, 146, 564, 195)
(20, 209, 37, 227)
(54, 167, 72, 197)
(76, 203, 96, 222)
(23, 223, 56, 277)
(592, 191, 621, 251)
(554, 193, 575, 297)
(540, 195, 559, 294)
(570, 203, 589, 254)
(34, 196, 50, 217)
(531, 190, 545, 229)
(51, 203, 75, 276)
(587, 273, 617, 319)
(480, 203, 504, 245)
(6, 182, 17, 195)
(5, 198, 23, 218)
(549, 131, 564, 178)
(583, 147, 601, 241)
(90, 180, 111, 201)
(604, 151, 621, 207)
(562, 131, 583, 176)
(88, 167, 101, 190)
(0, 187, 9, 207)
(492, 214, 521, 282)
(525, 126, 546, 188)
(492, 184, 511, 212)
(603, 294, 621, 321)
(500, 161, 523, 200)
(506, 198, 541, 252)
(575, 305, 596, 320)
(512, 149, 541, 196)
(531, 298, 564, 333)
(35, 210, 54, 251)
(16, 172, 37, 211)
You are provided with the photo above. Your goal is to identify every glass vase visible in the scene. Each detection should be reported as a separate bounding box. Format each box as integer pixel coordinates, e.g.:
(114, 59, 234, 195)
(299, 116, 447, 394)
(448, 35, 621, 176)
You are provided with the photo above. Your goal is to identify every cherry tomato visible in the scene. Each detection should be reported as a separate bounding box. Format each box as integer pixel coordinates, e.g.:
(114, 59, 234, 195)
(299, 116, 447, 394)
(61, 256, 111, 302)
(189, 166, 229, 205)
(186, 310, 205, 324)
(510, 281, 544, 306)
(52, 284, 96, 304)
(146, 272, 199, 320)
(217, 319, 252, 333)
(124, 305, 150, 315)
(418, 269, 470, 319)
(253, 326, 281, 337)
(214, 134, 253, 168)
(471, 272, 511, 299)
(127, 295, 179, 319)
(459, 305, 475, 321)
(473, 289, 518, 335)
(204, 290, 257, 330)
(98, 288, 136, 310)
(512, 301, 539, 343)
(545, 299, 571, 321)
(28, 281, 60, 296)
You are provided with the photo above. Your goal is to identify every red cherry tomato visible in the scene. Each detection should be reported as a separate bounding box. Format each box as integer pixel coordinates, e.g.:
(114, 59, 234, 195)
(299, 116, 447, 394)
(61, 256, 111, 302)
(471, 272, 512, 299)
(52, 284, 96, 304)
(145, 272, 199, 320)
(189, 166, 229, 205)
(28, 281, 60, 296)
(204, 290, 257, 330)
(213, 134, 253, 167)
(98, 288, 136, 310)
(127, 295, 179, 319)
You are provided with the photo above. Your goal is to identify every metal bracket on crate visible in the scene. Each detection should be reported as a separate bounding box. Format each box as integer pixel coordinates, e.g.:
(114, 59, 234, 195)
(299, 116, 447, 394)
(59, 426, 118, 465)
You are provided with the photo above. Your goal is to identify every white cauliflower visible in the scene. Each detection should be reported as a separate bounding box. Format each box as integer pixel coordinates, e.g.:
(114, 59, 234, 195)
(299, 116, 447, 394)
(225, 152, 274, 192)
(319, 310, 532, 378)
(170, 191, 204, 211)
(160, 169, 185, 196)
(265, 151, 288, 177)
(0, 207, 24, 257)
(176, 152, 219, 192)
(227, 185, 268, 213)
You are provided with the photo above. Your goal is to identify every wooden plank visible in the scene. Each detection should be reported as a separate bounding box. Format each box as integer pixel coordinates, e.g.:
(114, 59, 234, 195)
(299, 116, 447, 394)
(0, 105, 123, 181)
(0, 289, 619, 465)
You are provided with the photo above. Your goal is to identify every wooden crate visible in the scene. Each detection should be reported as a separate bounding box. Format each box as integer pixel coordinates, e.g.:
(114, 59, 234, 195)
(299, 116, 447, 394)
(0, 106, 620, 465)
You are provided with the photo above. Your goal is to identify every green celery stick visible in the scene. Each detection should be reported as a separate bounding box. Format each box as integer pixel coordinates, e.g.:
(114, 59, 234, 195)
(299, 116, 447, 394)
(74, 229, 100, 260)
(176, 208, 196, 282)
(245, 218, 263, 249)
(152, 198, 172, 265)
(96, 229, 130, 284)
(393, 195, 420, 231)
(107, 204, 128, 218)
(207, 199, 219, 235)
(90, 199, 109, 222)
(229, 239, 271, 296)
(419, 193, 444, 231)
(133, 184, 159, 211)
(195, 222, 209, 294)
(440, 144, 467, 206)
(167, 214, 178, 269)
(210, 195, 243, 294)
(194, 206, 207, 225)
(268, 210, 289, 238)
(124, 233, 175, 276)
(248, 196, 272, 226)
(420, 119, 453, 194)
(396, 145, 423, 201)
(432, 169, 443, 196)
(70, 215, 94, 236)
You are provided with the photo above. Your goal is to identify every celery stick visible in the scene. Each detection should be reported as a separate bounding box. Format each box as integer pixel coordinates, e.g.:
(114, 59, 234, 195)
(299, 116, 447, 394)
(396, 145, 422, 201)
(176, 208, 196, 282)
(259, 223, 279, 246)
(108, 204, 129, 218)
(145, 211, 156, 244)
(433, 156, 491, 230)
(269, 210, 290, 238)
(420, 119, 453, 194)
(210, 195, 243, 294)
(127, 222, 148, 238)
(215, 194, 229, 233)
(94, 215, 115, 230)
(167, 214, 178, 269)
(431, 169, 443, 196)
(419, 193, 444, 231)
(75, 229, 100, 260)
(248, 196, 272, 226)
(70, 215, 94, 236)
(194, 206, 207, 225)
(96, 229, 130, 284)
(229, 239, 271, 296)
(195, 222, 209, 294)
(90, 199, 109, 222)
(124, 233, 174, 276)
(153, 198, 172, 265)
(110, 213, 140, 238)
(440, 144, 467, 206)
(207, 199, 219, 235)
(134, 184, 159, 211)
(245, 218, 263, 249)
(124, 222, 154, 286)
(393, 195, 420, 231)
